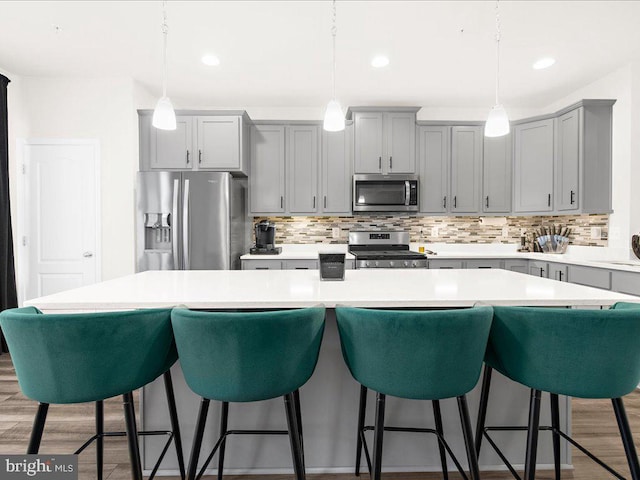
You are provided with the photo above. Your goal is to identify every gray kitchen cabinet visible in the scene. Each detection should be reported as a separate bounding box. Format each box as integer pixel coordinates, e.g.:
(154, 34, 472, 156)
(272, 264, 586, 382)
(451, 126, 482, 214)
(513, 118, 554, 213)
(321, 124, 353, 214)
(548, 262, 568, 282)
(428, 259, 464, 269)
(555, 108, 580, 212)
(529, 260, 549, 278)
(242, 259, 283, 270)
(466, 259, 504, 269)
(568, 265, 611, 290)
(196, 116, 243, 171)
(351, 108, 418, 174)
(482, 133, 512, 213)
(249, 125, 286, 215)
(418, 126, 449, 214)
(284, 259, 319, 270)
(504, 259, 529, 274)
(611, 270, 640, 296)
(148, 115, 193, 170)
(287, 125, 320, 214)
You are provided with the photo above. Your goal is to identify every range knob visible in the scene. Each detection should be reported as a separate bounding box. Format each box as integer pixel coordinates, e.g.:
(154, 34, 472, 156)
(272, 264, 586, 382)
(389, 261, 395, 267)
(365, 261, 370, 267)
(412, 261, 418, 268)
(375, 261, 380, 267)
(403, 261, 409, 267)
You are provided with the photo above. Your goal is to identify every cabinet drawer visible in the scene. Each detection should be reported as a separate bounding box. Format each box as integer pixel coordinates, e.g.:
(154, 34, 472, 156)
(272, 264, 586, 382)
(284, 260, 319, 270)
(465, 259, 503, 269)
(568, 265, 611, 290)
(429, 259, 464, 269)
(242, 260, 283, 270)
(504, 259, 529, 274)
(548, 262, 569, 282)
(611, 271, 640, 296)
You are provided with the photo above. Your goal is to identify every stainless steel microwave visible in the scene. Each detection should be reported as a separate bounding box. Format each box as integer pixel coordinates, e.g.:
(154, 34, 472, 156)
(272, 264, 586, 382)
(353, 174, 419, 212)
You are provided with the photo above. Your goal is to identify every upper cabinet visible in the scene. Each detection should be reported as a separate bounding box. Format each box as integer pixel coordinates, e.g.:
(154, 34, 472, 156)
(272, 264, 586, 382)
(451, 126, 482, 213)
(418, 126, 449, 214)
(139, 111, 249, 175)
(322, 123, 353, 214)
(483, 133, 512, 213)
(350, 107, 419, 174)
(287, 125, 320, 214)
(250, 125, 286, 215)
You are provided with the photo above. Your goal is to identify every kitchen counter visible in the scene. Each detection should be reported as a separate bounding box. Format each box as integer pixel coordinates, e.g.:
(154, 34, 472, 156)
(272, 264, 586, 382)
(241, 243, 354, 260)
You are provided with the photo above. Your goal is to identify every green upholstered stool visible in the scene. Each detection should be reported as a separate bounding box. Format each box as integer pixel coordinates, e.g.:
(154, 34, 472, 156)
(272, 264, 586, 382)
(0, 307, 185, 480)
(335, 306, 493, 480)
(475, 304, 640, 480)
(171, 307, 325, 480)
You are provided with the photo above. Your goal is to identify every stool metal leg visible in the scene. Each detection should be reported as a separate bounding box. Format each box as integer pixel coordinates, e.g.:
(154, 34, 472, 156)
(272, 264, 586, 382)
(122, 392, 143, 480)
(217, 402, 229, 480)
(187, 398, 210, 480)
(524, 389, 542, 480)
(475, 365, 492, 456)
(284, 393, 305, 480)
(457, 395, 480, 480)
(550, 393, 561, 480)
(96, 401, 104, 480)
(355, 385, 367, 476)
(293, 389, 306, 472)
(372, 392, 386, 480)
(612, 397, 640, 480)
(27, 402, 49, 454)
(432, 400, 449, 480)
(164, 371, 186, 480)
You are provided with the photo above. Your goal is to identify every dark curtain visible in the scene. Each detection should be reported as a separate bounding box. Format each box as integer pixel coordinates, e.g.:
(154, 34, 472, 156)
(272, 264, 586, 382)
(0, 74, 16, 353)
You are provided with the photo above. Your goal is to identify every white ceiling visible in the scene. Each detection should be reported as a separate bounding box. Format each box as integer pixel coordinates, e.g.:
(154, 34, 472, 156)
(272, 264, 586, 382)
(1, 1, 640, 109)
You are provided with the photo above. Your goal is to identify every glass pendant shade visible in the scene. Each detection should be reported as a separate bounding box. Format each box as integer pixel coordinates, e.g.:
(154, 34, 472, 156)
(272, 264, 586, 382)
(323, 99, 345, 132)
(152, 96, 177, 130)
(484, 104, 510, 137)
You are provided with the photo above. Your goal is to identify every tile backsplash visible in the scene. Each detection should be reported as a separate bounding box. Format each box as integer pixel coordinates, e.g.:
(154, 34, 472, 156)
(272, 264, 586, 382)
(254, 214, 609, 247)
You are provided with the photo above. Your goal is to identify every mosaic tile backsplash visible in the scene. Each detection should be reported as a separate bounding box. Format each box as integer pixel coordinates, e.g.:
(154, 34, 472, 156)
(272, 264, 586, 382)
(254, 214, 609, 247)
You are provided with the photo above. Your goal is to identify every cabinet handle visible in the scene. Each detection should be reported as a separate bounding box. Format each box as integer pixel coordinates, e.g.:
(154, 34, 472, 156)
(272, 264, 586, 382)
(570, 190, 575, 205)
(443, 196, 446, 209)
(198, 149, 202, 164)
(389, 156, 393, 169)
(324, 196, 327, 208)
(540, 268, 545, 277)
(313, 196, 316, 209)
(186, 150, 190, 164)
(280, 196, 284, 209)
(378, 156, 382, 170)
(486, 196, 489, 208)
(558, 270, 563, 281)
(548, 193, 551, 207)
(454, 196, 457, 208)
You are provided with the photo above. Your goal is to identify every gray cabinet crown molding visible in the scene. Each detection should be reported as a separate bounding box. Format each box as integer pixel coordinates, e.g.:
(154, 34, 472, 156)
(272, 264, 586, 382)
(137, 109, 252, 122)
(346, 106, 421, 119)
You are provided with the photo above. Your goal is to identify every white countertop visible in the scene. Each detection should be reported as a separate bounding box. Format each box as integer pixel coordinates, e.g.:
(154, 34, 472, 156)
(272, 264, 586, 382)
(25, 269, 638, 311)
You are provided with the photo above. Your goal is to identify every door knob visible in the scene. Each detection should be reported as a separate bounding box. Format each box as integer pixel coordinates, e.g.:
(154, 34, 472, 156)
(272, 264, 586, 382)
(83, 252, 94, 258)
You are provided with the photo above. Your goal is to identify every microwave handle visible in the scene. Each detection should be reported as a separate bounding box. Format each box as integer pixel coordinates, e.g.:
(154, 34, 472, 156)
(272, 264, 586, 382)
(405, 181, 410, 205)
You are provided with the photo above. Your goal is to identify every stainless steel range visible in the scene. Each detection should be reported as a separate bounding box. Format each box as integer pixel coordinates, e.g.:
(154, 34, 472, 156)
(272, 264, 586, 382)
(348, 230, 428, 269)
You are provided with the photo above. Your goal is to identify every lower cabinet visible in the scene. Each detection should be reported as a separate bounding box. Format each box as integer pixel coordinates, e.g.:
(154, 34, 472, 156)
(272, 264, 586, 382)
(612, 271, 640, 296)
(548, 263, 568, 282)
(242, 258, 355, 270)
(242, 260, 283, 270)
(529, 261, 549, 278)
(503, 259, 529, 274)
(465, 259, 504, 269)
(284, 260, 319, 270)
(428, 259, 464, 269)
(568, 265, 611, 290)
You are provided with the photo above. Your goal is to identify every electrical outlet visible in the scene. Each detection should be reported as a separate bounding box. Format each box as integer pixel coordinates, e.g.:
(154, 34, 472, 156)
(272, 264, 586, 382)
(590, 227, 602, 240)
(332, 227, 340, 239)
(432, 227, 439, 238)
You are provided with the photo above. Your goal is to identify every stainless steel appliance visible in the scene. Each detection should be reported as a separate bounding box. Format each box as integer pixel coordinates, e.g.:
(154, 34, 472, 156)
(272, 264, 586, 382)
(348, 230, 428, 268)
(136, 171, 249, 271)
(250, 220, 281, 255)
(353, 174, 419, 212)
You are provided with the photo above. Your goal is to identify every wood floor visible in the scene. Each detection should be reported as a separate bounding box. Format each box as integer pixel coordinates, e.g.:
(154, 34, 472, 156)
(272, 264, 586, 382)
(1, 353, 638, 480)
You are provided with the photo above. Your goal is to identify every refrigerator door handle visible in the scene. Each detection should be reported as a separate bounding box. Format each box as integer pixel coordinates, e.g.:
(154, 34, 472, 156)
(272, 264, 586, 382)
(183, 178, 190, 270)
(171, 178, 180, 269)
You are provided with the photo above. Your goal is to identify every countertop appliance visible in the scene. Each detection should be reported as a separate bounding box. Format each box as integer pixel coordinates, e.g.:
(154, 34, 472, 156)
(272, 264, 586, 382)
(353, 174, 419, 212)
(348, 230, 428, 268)
(136, 171, 249, 271)
(250, 220, 281, 255)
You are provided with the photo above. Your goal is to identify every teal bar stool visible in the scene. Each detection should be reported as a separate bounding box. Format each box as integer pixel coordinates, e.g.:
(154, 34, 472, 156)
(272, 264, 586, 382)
(171, 307, 325, 480)
(475, 303, 640, 480)
(335, 306, 493, 480)
(0, 306, 186, 480)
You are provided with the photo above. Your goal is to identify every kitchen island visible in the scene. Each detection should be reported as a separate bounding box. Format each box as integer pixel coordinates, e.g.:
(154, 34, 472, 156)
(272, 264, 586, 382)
(25, 269, 639, 476)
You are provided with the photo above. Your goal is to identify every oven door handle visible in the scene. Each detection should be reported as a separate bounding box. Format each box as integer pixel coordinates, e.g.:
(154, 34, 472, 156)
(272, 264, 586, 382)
(405, 181, 410, 205)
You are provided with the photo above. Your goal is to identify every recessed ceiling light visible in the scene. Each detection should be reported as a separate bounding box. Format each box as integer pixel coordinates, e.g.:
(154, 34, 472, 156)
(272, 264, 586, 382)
(201, 54, 220, 66)
(533, 57, 555, 70)
(371, 55, 390, 68)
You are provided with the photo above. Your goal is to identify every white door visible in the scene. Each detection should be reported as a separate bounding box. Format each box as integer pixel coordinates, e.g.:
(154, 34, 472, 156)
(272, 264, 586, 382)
(20, 140, 100, 300)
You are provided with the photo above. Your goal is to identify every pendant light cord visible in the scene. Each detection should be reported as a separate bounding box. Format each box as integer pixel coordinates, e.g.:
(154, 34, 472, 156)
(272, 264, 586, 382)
(494, 0, 501, 106)
(161, 0, 169, 98)
(331, 0, 337, 100)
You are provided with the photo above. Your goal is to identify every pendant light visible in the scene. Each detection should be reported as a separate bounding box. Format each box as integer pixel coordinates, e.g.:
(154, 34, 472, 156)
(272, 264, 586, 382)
(152, 1, 176, 130)
(484, 0, 509, 138)
(323, 0, 345, 132)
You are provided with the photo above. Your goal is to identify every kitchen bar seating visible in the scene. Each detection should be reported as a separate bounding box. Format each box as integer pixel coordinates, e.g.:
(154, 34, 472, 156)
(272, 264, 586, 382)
(0, 307, 185, 480)
(171, 306, 325, 480)
(475, 303, 640, 480)
(335, 306, 493, 480)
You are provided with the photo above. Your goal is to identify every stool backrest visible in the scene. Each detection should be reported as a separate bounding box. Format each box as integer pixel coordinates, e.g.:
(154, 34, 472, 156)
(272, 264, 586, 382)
(0, 307, 176, 404)
(490, 306, 640, 398)
(171, 307, 325, 402)
(335, 306, 493, 400)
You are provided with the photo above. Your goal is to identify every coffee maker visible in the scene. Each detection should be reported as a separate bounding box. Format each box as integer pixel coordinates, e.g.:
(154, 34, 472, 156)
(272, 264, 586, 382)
(250, 220, 282, 255)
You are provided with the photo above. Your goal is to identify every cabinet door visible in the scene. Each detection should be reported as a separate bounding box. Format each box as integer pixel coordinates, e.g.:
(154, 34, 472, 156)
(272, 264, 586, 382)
(466, 259, 504, 269)
(418, 126, 449, 213)
(196, 116, 240, 170)
(451, 126, 482, 213)
(149, 116, 193, 169)
(555, 108, 582, 211)
(287, 125, 319, 214)
(242, 260, 283, 270)
(284, 260, 319, 270)
(504, 259, 529, 274)
(384, 112, 416, 173)
(568, 265, 611, 290)
(322, 124, 353, 214)
(354, 112, 384, 173)
(428, 259, 464, 269)
(514, 119, 554, 212)
(548, 262, 568, 282)
(250, 125, 285, 214)
(529, 260, 548, 278)
(483, 134, 512, 213)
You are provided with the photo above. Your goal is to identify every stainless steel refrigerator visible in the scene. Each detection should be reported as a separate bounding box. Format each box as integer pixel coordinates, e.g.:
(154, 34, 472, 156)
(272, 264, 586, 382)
(135, 171, 249, 272)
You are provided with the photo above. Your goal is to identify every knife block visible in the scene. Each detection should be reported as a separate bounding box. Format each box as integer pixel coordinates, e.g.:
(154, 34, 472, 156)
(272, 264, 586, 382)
(632, 235, 640, 260)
